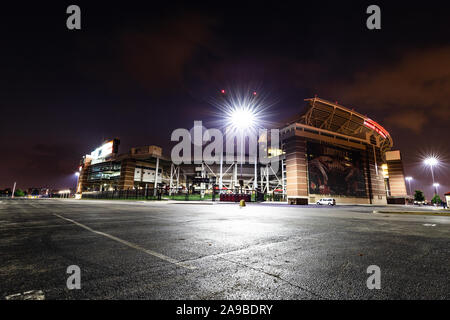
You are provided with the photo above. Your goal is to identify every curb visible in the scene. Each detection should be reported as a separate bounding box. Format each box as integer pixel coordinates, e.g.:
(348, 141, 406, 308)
(373, 210, 450, 217)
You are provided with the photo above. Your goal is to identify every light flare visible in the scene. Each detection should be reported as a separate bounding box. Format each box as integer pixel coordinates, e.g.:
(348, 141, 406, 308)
(209, 87, 275, 134)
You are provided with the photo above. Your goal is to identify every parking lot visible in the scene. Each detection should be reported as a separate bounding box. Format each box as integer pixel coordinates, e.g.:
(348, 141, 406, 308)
(0, 199, 448, 299)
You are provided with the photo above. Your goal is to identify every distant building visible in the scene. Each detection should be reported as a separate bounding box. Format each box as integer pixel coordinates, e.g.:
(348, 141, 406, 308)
(0, 188, 12, 197)
(27, 187, 50, 197)
(77, 139, 170, 192)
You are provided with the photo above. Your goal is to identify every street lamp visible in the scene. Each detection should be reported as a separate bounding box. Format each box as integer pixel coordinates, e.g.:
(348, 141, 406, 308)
(424, 156, 439, 194)
(405, 176, 413, 196)
(74, 171, 80, 193)
(433, 183, 440, 196)
(218, 89, 267, 192)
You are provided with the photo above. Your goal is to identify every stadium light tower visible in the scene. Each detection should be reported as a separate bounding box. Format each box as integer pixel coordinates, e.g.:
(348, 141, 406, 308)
(217, 89, 268, 192)
(433, 183, 440, 196)
(224, 101, 261, 192)
(74, 171, 81, 193)
(227, 107, 257, 133)
(228, 106, 257, 191)
(405, 176, 413, 196)
(423, 156, 439, 194)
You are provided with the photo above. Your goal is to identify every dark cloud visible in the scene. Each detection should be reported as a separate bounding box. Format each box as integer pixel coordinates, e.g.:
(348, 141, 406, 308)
(384, 111, 428, 134)
(2, 143, 82, 189)
(118, 13, 216, 91)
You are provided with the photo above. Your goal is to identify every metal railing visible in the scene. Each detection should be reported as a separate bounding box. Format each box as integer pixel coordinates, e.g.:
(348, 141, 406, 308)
(81, 188, 162, 201)
(80, 188, 286, 202)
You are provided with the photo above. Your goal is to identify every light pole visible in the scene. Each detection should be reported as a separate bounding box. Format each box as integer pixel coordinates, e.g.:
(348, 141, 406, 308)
(220, 90, 266, 195)
(405, 176, 413, 196)
(75, 171, 80, 191)
(433, 183, 440, 197)
(227, 106, 258, 193)
(11, 182, 16, 199)
(424, 157, 439, 195)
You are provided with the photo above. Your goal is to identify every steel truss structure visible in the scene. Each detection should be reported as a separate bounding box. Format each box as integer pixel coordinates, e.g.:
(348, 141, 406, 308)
(298, 97, 393, 157)
(168, 158, 287, 196)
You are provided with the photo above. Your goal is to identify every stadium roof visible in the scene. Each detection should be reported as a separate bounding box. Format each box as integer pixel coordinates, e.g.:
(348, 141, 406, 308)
(287, 97, 393, 152)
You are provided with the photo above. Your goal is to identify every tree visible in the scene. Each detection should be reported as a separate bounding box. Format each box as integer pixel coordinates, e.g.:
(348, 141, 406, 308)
(431, 194, 442, 205)
(414, 190, 425, 202)
(14, 189, 25, 197)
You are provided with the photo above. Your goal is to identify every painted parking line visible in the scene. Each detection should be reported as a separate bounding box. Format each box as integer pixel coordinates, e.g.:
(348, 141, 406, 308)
(5, 290, 45, 300)
(53, 213, 195, 270)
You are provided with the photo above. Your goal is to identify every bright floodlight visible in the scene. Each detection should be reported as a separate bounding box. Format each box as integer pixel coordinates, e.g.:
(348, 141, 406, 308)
(215, 89, 269, 134)
(405, 176, 413, 181)
(229, 108, 256, 131)
(75, 172, 80, 177)
(424, 157, 438, 166)
(433, 183, 439, 187)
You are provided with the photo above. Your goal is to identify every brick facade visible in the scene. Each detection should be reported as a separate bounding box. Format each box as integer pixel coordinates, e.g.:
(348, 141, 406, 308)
(285, 136, 308, 199)
(118, 159, 136, 190)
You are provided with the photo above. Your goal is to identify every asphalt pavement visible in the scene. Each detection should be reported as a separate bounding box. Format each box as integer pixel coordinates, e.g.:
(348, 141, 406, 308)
(0, 198, 448, 299)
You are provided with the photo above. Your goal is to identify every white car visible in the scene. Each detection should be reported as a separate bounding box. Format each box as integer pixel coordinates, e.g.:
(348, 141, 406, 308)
(317, 198, 336, 206)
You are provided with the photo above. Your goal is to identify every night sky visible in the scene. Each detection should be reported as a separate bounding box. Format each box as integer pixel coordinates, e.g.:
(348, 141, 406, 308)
(1, 1, 449, 199)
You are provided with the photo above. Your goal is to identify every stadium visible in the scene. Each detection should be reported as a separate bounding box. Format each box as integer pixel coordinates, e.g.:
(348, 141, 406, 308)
(77, 97, 408, 204)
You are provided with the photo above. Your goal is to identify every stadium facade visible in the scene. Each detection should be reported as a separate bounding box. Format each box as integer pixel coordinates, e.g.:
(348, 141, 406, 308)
(77, 97, 408, 204)
(281, 97, 407, 205)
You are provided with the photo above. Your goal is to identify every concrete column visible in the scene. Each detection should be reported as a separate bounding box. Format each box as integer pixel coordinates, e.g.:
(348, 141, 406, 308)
(153, 157, 159, 196)
(119, 159, 136, 190)
(219, 153, 223, 192)
(365, 146, 387, 204)
(285, 136, 308, 201)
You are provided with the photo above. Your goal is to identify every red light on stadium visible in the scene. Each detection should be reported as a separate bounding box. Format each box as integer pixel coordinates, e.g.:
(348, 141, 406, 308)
(221, 89, 226, 94)
(363, 119, 388, 139)
(253, 91, 257, 96)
